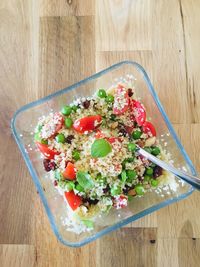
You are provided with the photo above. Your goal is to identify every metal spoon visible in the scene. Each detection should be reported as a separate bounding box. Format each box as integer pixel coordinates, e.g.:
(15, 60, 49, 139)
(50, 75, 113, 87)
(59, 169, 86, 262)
(137, 146, 200, 190)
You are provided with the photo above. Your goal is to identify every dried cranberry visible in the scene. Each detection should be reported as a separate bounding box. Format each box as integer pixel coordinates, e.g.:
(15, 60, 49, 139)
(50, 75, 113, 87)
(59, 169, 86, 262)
(43, 159, 51, 172)
(54, 180, 58, 186)
(123, 185, 132, 194)
(66, 135, 74, 144)
(103, 185, 110, 194)
(82, 100, 90, 109)
(153, 166, 163, 178)
(138, 176, 144, 182)
(128, 88, 133, 97)
(118, 128, 127, 137)
(48, 161, 56, 170)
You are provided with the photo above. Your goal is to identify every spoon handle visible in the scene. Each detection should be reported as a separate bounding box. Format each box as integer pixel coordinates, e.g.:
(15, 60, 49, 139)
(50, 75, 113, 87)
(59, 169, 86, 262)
(137, 146, 200, 191)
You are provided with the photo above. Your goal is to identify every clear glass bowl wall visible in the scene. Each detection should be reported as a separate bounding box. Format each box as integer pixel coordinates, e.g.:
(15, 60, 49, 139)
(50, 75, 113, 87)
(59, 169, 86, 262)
(12, 62, 196, 247)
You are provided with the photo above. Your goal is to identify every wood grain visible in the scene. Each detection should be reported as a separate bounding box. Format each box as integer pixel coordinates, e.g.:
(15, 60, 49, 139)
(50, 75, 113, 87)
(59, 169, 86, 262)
(39, 15, 95, 97)
(40, 0, 94, 16)
(0, 245, 35, 267)
(96, 0, 152, 51)
(1, 0, 200, 266)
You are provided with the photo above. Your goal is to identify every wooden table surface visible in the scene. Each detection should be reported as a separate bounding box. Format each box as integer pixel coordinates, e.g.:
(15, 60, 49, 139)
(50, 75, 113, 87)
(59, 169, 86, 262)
(1, 1, 200, 266)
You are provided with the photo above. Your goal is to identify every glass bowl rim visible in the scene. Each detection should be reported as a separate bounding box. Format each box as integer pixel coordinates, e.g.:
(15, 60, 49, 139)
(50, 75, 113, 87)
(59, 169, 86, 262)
(11, 60, 196, 247)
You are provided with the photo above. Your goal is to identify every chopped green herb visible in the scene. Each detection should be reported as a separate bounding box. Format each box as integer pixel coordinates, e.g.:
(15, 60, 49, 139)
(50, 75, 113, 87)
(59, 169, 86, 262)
(77, 171, 94, 190)
(72, 150, 80, 161)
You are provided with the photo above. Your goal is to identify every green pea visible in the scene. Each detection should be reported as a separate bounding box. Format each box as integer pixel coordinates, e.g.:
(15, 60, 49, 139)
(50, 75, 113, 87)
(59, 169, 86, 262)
(144, 147, 152, 153)
(55, 133, 65, 143)
(144, 175, 151, 182)
(121, 170, 127, 182)
(105, 94, 114, 103)
(98, 89, 107, 98)
(128, 143, 136, 152)
(75, 184, 84, 192)
(66, 181, 75, 191)
(96, 173, 102, 180)
(34, 132, 48, 144)
(132, 130, 142, 140)
(65, 117, 73, 128)
(72, 150, 80, 161)
(126, 170, 137, 181)
(151, 179, 159, 187)
(72, 105, 78, 112)
(145, 167, 153, 175)
(61, 105, 72, 115)
(151, 146, 161, 156)
(111, 187, 121, 196)
(135, 185, 145, 195)
(110, 114, 117, 121)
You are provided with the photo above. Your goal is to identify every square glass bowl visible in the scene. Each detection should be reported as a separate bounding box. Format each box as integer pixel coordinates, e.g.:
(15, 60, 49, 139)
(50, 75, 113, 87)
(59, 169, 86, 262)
(11, 61, 196, 247)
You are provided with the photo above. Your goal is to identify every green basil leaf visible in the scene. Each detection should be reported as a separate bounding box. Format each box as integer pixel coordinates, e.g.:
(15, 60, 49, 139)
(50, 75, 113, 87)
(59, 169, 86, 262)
(91, 138, 112, 158)
(77, 171, 94, 190)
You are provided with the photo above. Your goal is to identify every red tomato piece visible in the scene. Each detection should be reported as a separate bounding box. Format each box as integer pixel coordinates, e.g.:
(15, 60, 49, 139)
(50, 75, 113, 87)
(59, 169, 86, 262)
(63, 162, 76, 180)
(73, 115, 102, 133)
(36, 142, 60, 159)
(113, 85, 129, 115)
(142, 121, 156, 137)
(64, 191, 82, 211)
(130, 99, 146, 126)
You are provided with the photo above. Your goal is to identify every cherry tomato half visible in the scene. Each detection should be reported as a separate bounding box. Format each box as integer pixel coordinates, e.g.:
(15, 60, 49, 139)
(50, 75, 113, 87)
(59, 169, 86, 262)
(36, 142, 60, 159)
(63, 162, 76, 180)
(113, 85, 129, 115)
(73, 115, 102, 133)
(142, 121, 156, 137)
(64, 191, 82, 211)
(130, 99, 146, 126)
